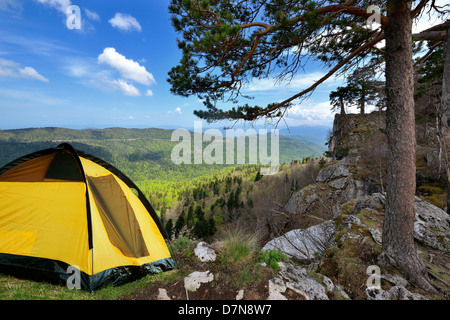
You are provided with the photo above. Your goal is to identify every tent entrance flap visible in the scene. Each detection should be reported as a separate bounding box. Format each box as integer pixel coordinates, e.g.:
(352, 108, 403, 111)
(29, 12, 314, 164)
(87, 174, 149, 258)
(45, 151, 84, 181)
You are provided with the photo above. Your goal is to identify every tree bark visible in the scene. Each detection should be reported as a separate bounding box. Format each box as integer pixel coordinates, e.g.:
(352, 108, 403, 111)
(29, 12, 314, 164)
(339, 97, 346, 115)
(442, 27, 450, 214)
(360, 83, 366, 114)
(381, 0, 435, 292)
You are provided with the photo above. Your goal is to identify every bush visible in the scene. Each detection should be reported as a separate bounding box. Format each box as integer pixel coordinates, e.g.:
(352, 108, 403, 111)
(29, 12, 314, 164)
(258, 249, 287, 271)
(171, 236, 193, 251)
(223, 229, 257, 262)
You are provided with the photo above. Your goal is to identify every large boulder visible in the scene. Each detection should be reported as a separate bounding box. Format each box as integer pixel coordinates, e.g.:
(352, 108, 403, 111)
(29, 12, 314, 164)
(414, 197, 450, 251)
(346, 192, 450, 251)
(316, 161, 351, 183)
(277, 262, 329, 300)
(285, 159, 377, 217)
(262, 220, 336, 260)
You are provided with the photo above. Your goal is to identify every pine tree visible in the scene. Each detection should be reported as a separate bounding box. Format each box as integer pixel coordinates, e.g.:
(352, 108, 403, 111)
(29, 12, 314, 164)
(168, 0, 448, 291)
(254, 170, 262, 182)
(165, 219, 173, 240)
(186, 205, 194, 228)
(174, 211, 186, 237)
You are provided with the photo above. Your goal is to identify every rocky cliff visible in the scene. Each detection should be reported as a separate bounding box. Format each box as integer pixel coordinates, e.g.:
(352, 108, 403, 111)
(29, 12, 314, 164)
(264, 111, 450, 299)
(126, 112, 449, 301)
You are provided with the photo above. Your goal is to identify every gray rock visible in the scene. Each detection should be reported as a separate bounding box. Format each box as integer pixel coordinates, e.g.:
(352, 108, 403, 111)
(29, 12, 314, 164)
(414, 197, 450, 251)
(284, 184, 319, 215)
(316, 162, 351, 182)
(365, 286, 392, 300)
(267, 278, 288, 300)
(329, 177, 349, 190)
(339, 232, 361, 242)
(344, 193, 450, 251)
(340, 215, 362, 229)
(320, 275, 334, 293)
(366, 285, 427, 300)
(344, 178, 376, 200)
(391, 286, 427, 300)
(236, 289, 244, 300)
(381, 274, 409, 287)
(278, 262, 329, 300)
(184, 271, 214, 292)
(194, 241, 217, 262)
(354, 193, 385, 213)
(157, 288, 171, 300)
(369, 227, 382, 244)
(262, 220, 336, 260)
(335, 285, 351, 300)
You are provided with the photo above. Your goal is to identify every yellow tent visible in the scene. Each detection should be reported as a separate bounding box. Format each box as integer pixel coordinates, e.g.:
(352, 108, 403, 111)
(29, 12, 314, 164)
(0, 143, 175, 291)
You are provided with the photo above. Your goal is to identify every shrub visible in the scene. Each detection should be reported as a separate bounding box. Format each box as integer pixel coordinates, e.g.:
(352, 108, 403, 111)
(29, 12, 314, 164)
(223, 228, 257, 262)
(258, 249, 287, 271)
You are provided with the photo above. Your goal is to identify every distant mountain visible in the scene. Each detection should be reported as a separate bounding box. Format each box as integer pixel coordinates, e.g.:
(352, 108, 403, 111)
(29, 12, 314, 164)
(0, 127, 326, 181)
(279, 125, 331, 146)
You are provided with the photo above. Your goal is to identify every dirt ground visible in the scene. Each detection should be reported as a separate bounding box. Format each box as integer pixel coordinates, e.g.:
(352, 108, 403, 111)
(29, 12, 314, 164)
(121, 240, 309, 301)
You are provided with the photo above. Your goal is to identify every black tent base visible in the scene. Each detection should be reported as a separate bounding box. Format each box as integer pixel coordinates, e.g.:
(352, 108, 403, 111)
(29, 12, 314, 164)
(0, 253, 176, 292)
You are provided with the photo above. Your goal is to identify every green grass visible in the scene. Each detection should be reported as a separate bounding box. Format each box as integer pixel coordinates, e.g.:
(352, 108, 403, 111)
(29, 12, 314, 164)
(223, 228, 257, 262)
(0, 273, 93, 300)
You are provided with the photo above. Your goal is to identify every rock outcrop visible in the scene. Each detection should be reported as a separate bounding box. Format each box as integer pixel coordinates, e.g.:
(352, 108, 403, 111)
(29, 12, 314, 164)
(262, 112, 450, 300)
(350, 192, 450, 252)
(262, 220, 336, 261)
(155, 112, 449, 301)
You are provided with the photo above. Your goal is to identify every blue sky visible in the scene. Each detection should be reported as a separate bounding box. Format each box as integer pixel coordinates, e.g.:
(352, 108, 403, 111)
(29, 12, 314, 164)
(0, 0, 445, 131)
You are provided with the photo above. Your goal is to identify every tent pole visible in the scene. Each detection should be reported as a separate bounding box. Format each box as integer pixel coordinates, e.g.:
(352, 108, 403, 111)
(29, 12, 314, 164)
(90, 248, 94, 295)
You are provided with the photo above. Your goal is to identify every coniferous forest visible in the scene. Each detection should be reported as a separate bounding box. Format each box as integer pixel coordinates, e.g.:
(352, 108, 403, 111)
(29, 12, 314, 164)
(0, 126, 326, 240)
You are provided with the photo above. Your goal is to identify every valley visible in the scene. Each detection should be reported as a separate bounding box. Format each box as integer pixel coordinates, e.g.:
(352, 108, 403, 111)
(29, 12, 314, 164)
(0, 126, 328, 238)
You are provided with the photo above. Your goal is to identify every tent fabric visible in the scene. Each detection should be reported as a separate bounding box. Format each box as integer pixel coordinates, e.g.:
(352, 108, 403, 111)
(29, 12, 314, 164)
(0, 143, 175, 291)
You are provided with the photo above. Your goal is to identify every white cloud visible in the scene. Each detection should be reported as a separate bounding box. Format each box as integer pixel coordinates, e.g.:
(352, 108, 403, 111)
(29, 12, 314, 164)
(98, 47, 155, 85)
(19, 66, 49, 82)
(0, 58, 49, 82)
(67, 64, 88, 77)
(283, 101, 335, 127)
(167, 107, 182, 115)
(412, 0, 449, 34)
(0, 0, 23, 16)
(63, 56, 112, 80)
(109, 13, 142, 32)
(63, 55, 154, 97)
(84, 8, 100, 21)
(104, 78, 141, 96)
(34, 0, 71, 14)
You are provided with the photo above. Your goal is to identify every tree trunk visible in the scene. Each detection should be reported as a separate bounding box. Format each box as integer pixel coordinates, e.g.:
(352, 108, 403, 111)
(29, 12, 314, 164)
(381, 0, 435, 292)
(339, 97, 346, 115)
(360, 84, 366, 114)
(441, 28, 450, 214)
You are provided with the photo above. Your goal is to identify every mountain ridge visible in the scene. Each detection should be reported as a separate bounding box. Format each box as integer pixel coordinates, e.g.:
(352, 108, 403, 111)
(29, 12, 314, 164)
(0, 126, 327, 171)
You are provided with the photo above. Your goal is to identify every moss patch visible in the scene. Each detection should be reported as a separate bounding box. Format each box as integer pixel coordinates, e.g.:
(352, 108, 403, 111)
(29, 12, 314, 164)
(417, 183, 447, 209)
(319, 238, 380, 300)
(340, 199, 358, 215)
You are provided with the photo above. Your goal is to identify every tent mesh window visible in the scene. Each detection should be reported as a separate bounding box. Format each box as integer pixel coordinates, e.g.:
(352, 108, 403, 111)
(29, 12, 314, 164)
(0, 150, 84, 182)
(45, 151, 84, 181)
(87, 174, 149, 258)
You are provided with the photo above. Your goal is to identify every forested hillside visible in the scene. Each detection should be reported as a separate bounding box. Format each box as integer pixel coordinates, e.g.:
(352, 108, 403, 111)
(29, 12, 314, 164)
(0, 126, 326, 225)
